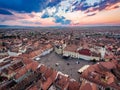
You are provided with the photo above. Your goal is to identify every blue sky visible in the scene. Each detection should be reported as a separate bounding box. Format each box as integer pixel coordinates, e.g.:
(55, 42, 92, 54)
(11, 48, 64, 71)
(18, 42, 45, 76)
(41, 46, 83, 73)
(0, 0, 120, 26)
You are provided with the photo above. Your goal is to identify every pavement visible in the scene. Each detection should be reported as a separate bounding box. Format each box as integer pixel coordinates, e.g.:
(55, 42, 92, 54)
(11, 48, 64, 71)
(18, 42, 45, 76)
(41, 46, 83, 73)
(37, 52, 93, 81)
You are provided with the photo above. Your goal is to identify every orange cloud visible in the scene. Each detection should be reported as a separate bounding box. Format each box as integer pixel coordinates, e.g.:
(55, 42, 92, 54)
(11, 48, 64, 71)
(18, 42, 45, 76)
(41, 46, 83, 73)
(105, 2, 120, 10)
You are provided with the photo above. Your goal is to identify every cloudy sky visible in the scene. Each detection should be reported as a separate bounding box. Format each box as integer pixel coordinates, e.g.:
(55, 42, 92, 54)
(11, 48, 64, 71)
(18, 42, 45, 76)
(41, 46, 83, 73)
(0, 0, 120, 26)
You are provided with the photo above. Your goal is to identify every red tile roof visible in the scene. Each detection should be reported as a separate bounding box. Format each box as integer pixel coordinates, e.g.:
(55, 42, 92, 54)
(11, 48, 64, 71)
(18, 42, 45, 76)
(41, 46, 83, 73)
(55, 74, 69, 90)
(80, 83, 93, 90)
(78, 49, 91, 56)
(99, 61, 116, 70)
(80, 60, 120, 90)
(64, 44, 78, 52)
(37, 65, 57, 90)
(37, 65, 47, 73)
(15, 66, 27, 79)
(68, 80, 81, 90)
(15, 61, 38, 79)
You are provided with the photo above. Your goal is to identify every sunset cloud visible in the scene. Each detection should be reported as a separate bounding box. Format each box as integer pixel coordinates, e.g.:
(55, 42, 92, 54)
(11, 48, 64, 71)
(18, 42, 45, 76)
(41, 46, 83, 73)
(0, 0, 120, 26)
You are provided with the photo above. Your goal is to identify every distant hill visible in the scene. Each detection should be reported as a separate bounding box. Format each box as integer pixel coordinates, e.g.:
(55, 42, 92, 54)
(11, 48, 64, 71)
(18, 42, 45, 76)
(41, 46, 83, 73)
(0, 25, 120, 29)
(0, 25, 9, 27)
(0, 25, 39, 29)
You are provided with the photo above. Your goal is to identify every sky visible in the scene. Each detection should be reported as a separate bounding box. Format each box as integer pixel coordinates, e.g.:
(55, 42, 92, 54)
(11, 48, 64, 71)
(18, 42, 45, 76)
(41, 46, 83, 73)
(0, 0, 120, 26)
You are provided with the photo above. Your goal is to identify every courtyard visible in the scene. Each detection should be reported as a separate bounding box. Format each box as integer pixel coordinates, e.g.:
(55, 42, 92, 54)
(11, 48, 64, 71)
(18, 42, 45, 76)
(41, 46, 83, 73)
(37, 52, 93, 81)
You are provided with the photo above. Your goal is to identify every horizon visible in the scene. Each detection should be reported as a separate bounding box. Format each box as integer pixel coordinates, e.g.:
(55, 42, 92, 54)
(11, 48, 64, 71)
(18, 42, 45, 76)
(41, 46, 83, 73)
(0, 24, 120, 28)
(0, 0, 120, 27)
(0, 25, 120, 30)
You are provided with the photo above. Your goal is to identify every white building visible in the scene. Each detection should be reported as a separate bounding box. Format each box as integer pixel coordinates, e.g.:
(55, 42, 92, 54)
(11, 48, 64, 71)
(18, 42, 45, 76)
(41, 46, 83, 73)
(99, 46, 106, 59)
(54, 46, 63, 54)
(63, 45, 100, 61)
(8, 50, 22, 56)
(40, 44, 54, 57)
(41, 48, 53, 56)
(78, 65, 90, 73)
